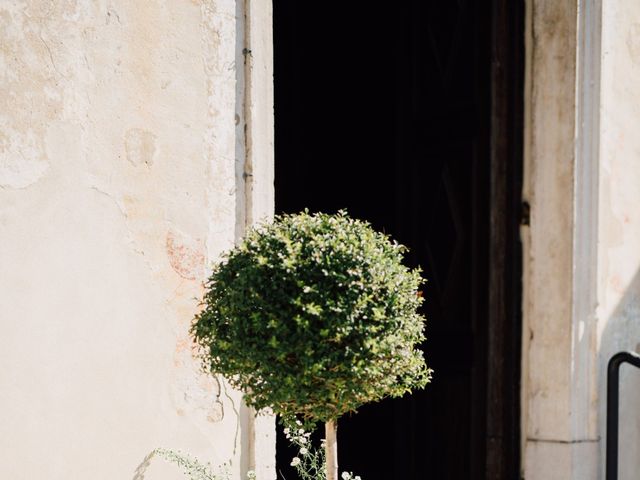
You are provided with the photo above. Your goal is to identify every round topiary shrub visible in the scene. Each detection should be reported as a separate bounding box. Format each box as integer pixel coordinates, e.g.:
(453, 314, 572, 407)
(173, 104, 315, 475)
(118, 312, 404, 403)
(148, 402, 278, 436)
(191, 211, 431, 479)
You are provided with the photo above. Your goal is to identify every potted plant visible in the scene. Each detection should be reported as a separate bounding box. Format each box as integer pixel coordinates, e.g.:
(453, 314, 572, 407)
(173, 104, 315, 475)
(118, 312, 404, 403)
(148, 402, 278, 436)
(192, 211, 431, 480)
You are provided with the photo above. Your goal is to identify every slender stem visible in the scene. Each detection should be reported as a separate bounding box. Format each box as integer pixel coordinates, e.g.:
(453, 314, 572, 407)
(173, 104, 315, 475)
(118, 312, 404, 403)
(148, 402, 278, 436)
(325, 420, 338, 480)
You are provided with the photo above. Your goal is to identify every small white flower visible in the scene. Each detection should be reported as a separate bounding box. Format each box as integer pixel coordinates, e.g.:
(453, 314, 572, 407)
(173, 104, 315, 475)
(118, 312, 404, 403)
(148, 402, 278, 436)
(284, 427, 290, 435)
(341, 473, 351, 480)
(298, 436, 308, 444)
(355, 477, 361, 480)
(296, 420, 302, 426)
(299, 447, 308, 455)
(298, 428, 305, 435)
(290, 457, 301, 467)
(246, 471, 257, 480)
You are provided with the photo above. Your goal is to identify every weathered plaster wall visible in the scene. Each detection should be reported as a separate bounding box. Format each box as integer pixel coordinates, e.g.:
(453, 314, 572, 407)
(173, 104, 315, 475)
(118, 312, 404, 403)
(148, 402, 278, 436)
(522, 1, 600, 478)
(597, 2, 640, 479)
(0, 1, 273, 479)
(524, 1, 640, 479)
(522, 1, 596, 478)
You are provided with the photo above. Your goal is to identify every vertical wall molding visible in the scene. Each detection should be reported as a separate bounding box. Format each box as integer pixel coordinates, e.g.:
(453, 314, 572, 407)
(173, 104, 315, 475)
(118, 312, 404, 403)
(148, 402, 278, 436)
(572, 0, 602, 442)
(239, 0, 276, 478)
(522, 0, 602, 478)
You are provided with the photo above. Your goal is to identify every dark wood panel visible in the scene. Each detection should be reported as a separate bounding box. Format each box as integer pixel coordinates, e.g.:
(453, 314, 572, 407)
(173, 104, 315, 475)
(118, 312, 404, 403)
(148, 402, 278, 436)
(486, 1, 525, 478)
(273, 1, 523, 478)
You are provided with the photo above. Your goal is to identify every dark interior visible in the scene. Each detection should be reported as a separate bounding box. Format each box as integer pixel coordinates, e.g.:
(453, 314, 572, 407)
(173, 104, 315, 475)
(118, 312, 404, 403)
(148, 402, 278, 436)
(273, 1, 523, 479)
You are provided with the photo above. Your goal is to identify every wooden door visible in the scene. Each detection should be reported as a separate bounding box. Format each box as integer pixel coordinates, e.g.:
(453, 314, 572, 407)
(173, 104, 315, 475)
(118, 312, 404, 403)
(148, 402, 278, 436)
(273, 1, 523, 478)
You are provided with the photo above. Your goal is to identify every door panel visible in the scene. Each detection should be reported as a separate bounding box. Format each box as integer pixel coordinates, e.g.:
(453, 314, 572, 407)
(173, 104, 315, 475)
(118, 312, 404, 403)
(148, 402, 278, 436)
(273, 1, 522, 478)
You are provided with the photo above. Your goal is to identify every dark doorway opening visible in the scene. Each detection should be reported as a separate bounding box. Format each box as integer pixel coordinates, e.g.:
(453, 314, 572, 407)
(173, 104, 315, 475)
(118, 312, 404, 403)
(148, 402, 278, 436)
(273, 1, 524, 479)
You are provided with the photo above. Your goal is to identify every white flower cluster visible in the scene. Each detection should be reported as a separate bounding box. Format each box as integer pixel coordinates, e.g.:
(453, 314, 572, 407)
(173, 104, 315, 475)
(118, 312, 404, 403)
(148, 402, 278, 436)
(283, 418, 327, 479)
(282, 418, 363, 480)
(286, 420, 315, 468)
(284, 420, 312, 447)
(341, 472, 361, 480)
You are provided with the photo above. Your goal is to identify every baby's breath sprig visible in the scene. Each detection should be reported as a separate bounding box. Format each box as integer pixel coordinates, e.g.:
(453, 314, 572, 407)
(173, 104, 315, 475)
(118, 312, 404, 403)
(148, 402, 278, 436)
(282, 417, 362, 480)
(282, 417, 326, 480)
(340, 472, 361, 480)
(153, 448, 256, 480)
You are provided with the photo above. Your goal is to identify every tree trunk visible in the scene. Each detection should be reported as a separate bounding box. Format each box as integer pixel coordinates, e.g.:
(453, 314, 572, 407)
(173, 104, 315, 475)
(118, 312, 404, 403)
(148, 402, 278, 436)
(325, 420, 338, 480)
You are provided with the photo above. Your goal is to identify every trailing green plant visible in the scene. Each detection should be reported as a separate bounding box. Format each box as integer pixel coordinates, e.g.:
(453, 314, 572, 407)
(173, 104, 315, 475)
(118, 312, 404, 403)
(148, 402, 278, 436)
(154, 438, 357, 480)
(192, 211, 431, 479)
(152, 448, 256, 480)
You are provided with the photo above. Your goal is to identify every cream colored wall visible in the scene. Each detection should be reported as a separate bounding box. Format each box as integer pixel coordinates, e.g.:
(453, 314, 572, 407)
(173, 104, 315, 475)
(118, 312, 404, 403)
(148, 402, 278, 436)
(598, 2, 640, 479)
(0, 1, 274, 479)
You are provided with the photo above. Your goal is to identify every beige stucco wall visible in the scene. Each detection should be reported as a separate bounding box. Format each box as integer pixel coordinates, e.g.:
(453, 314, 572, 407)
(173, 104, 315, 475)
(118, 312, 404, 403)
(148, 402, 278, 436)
(0, 1, 274, 479)
(597, 1, 640, 479)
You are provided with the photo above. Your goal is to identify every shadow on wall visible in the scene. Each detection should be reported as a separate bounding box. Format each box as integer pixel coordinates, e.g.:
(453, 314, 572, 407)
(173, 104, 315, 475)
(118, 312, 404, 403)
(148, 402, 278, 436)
(132, 450, 154, 480)
(599, 268, 640, 480)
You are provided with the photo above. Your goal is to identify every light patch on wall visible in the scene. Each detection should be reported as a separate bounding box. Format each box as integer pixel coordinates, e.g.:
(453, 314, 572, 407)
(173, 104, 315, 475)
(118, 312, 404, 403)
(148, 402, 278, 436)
(0, 125, 49, 188)
(172, 339, 226, 424)
(0, 2, 68, 190)
(125, 128, 157, 167)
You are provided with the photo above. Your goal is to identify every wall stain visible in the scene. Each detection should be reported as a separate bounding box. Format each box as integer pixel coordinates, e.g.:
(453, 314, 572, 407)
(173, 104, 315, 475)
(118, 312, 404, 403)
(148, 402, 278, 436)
(166, 229, 205, 280)
(125, 128, 157, 167)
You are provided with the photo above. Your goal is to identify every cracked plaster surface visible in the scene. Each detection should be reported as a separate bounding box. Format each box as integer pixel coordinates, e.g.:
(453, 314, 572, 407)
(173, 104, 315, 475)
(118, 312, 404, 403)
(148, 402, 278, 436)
(0, 1, 246, 479)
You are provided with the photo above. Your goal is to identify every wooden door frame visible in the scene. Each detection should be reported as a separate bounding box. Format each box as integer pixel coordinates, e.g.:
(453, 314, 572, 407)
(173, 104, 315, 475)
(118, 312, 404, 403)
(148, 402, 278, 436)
(486, 1, 525, 478)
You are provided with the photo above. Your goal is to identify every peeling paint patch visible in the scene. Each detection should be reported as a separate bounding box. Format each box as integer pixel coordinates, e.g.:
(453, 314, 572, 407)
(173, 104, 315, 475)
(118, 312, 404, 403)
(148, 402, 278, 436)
(0, 2, 66, 189)
(0, 127, 49, 188)
(166, 229, 205, 280)
(125, 128, 157, 167)
(172, 365, 225, 423)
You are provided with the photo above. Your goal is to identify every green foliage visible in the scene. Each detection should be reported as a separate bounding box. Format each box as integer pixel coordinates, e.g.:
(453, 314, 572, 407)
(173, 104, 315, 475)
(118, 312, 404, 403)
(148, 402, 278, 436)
(192, 211, 431, 424)
(152, 448, 255, 480)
